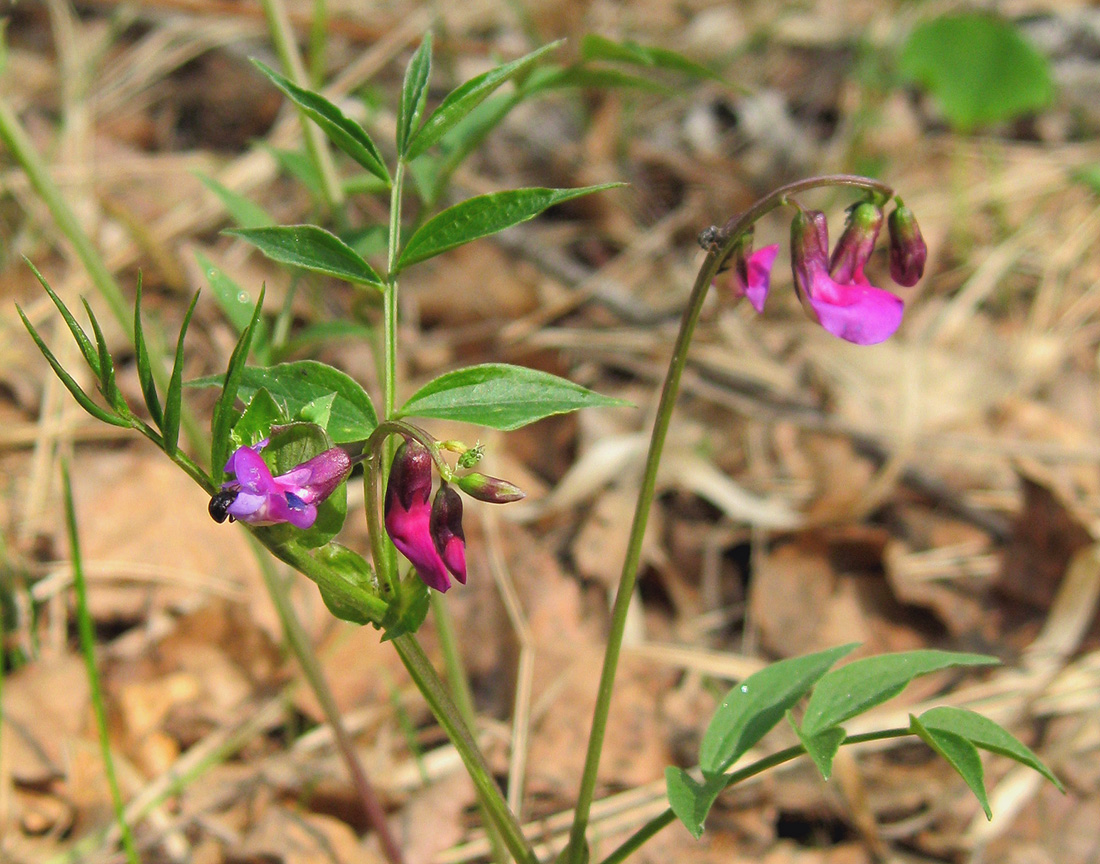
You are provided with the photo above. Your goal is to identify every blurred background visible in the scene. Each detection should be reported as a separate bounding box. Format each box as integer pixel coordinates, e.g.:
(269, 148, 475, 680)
(2, 1, 1099, 863)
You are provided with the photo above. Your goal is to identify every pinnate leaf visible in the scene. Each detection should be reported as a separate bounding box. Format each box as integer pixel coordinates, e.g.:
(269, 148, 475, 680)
(252, 59, 390, 184)
(396, 184, 623, 270)
(405, 41, 560, 160)
(398, 363, 627, 431)
(700, 644, 857, 775)
(800, 650, 998, 737)
(228, 225, 383, 289)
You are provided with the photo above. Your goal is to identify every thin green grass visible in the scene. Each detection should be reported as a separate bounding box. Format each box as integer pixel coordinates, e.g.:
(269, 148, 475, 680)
(61, 462, 141, 864)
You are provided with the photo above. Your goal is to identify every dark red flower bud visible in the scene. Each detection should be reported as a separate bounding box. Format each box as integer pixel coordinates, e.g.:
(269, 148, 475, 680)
(430, 483, 466, 586)
(887, 200, 927, 287)
(829, 201, 883, 286)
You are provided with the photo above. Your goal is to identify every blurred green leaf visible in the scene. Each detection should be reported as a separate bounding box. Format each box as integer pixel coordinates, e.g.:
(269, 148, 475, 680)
(195, 172, 274, 229)
(196, 252, 270, 362)
(580, 34, 724, 83)
(898, 13, 1053, 131)
(399, 363, 628, 430)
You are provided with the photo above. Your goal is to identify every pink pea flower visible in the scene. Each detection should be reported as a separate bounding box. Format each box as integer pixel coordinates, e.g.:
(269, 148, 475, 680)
(790, 208, 904, 345)
(210, 440, 351, 529)
(716, 239, 780, 313)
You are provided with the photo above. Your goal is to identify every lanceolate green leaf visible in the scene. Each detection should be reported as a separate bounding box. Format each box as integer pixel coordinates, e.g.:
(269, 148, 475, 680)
(80, 299, 119, 411)
(398, 363, 628, 431)
(396, 184, 623, 270)
(211, 288, 265, 480)
(792, 720, 847, 781)
(405, 41, 561, 161)
(227, 225, 384, 289)
(252, 59, 390, 185)
(195, 172, 274, 229)
(910, 715, 991, 819)
(308, 543, 380, 626)
(196, 252, 270, 362)
(397, 33, 432, 155)
(700, 644, 857, 776)
(25, 260, 100, 376)
(193, 360, 377, 444)
(800, 650, 999, 737)
(161, 291, 199, 458)
(918, 706, 1063, 790)
(133, 276, 163, 429)
(17, 306, 129, 428)
(580, 34, 724, 83)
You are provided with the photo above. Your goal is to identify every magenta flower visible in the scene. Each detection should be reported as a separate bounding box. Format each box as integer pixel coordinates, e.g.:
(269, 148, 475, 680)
(384, 438, 466, 592)
(790, 208, 904, 345)
(209, 441, 351, 529)
(717, 240, 779, 313)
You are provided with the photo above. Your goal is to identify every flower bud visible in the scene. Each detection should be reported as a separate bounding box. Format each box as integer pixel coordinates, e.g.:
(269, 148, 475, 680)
(887, 201, 927, 287)
(430, 484, 466, 586)
(455, 472, 526, 504)
(385, 439, 433, 514)
(829, 201, 883, 286)
(275, 447, 352, 505)
(789, 208, 830, 308)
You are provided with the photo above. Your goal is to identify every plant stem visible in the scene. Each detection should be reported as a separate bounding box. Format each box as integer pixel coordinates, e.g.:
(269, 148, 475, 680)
(249, 536, 404, 864)
(392, 633, 536, 864)
(258, 0, 344, 211)
(597, 728, 912, 864)
(62, 464, 141, 864)
(431, 593, 511, 864)
(563, 174, 894, 864)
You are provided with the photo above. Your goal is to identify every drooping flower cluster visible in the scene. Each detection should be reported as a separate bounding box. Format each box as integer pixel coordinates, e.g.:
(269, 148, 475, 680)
(717, 198, 927, 345)
(384, 437, 524, 592)
(209, 440, 351, 529)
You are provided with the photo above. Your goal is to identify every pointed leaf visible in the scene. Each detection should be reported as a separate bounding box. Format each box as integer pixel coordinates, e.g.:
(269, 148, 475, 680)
(252, 59, 390, 184)
(25, 259, 99, 376)
(911, 714, 991, 819)
(397, 33, 432, 155)
(195, 172, 275, 229)
(801, 650, 999, 737)
(211, 287, 265, 481)
(791, 714, 847, 781)
(230, 389, 287, 450)
(227, 225, 384, 289)
(161, 291, 199, 458)
(405, 41, 561, 160)
(192, 360, 377, 444)
(380, 571, 431, 641)
(397, 184, 623, 270)
(700, 644, 857, 775)
(919, 706, 1063, 791)
(580, 34, 724, 83)
(398, 363, 628, 431)
(133, 276, 163, 429)
(18, 306, 128, 428)
(666, 768, 727, 840)
(80, 299, 120, 410)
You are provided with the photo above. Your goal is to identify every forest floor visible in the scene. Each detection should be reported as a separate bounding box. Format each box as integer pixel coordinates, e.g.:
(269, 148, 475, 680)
(2, 2, 1099, 863)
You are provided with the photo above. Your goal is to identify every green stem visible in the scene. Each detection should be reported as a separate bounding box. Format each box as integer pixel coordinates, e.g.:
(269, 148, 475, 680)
(431, 593, 511, 864)
(307, 0, 328, 88)
(564, 175, 894, 864)
(249, 536, 404, 864)
(391, 633, 537, 864)
(597, 728, 912, 864)
(62, 464, 140, 864)
(258, 0, 344, 211)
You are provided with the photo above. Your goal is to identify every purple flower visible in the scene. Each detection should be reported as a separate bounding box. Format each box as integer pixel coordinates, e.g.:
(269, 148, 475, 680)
(887, 200, 927, 287)
(717, 240, 779, 313)
(209, 441, 351, 529)
(829, 201, 883, 286)
(790, 209, 904, 345)
(384, 439, 466, 592)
